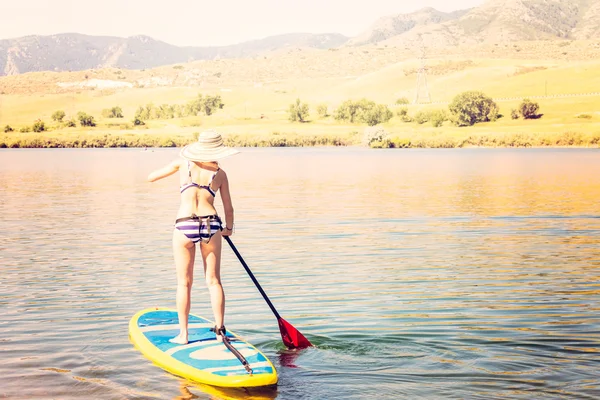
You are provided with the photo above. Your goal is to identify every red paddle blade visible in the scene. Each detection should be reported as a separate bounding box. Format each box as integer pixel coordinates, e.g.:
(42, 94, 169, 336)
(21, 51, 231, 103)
(278, 318, 313, 349)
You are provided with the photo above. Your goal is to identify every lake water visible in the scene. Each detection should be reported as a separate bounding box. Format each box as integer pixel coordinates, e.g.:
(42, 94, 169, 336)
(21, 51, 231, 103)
(1, 147, 599, 400)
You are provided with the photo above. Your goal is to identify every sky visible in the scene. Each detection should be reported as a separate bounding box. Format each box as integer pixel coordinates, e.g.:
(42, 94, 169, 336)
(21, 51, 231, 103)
(0, 0, 487, 46)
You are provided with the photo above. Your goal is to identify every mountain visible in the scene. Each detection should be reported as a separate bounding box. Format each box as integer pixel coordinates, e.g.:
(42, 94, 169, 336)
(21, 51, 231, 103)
(0, 32, 348, 76)
(572, 0, 600, 39)
(375, 0, 600, 47)
(347, 7, 469, 46)
(2, 0, 600, 76)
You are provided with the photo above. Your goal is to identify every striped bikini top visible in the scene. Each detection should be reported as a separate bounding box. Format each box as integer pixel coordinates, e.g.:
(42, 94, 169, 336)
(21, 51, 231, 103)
(180, 161, 219, 197)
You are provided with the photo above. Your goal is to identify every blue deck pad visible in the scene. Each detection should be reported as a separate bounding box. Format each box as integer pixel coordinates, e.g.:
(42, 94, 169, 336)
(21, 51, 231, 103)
(137, 310, 206, 327)
(170, 342, 272, 376)
(140, 310, 235, 352)
(137, 310, 273, 376)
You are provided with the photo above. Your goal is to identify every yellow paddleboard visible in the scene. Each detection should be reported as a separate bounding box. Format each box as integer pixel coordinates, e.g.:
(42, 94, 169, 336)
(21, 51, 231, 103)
(129, 308, 278, 388)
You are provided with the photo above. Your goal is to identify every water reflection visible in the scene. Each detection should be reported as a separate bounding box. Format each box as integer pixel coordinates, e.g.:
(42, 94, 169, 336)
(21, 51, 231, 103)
(176, 381, 278, 400)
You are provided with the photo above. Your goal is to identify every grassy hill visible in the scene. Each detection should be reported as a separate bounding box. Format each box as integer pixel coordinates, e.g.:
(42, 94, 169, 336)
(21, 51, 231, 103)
(1, 40, 599, 148)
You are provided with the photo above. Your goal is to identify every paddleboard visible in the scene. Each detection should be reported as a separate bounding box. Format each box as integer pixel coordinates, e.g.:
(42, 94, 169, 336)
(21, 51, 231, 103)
(129, 307, 278, 388)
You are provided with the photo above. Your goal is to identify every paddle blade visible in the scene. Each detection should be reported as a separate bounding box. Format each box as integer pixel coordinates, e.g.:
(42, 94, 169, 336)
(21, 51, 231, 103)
(278, 318, 313, 349)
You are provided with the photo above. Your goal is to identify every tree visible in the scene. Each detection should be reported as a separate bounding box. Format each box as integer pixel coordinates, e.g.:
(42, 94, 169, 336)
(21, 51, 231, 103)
(184, 94, 224, 117)
(52, 110, 66, 122)
(102, 106, 124, 118)
(202, 95, 224, 116)
(518, 99, 540, 119)
(134, 104, 153, 121)
(77, 112, 96, 127)
(448, 91, 499, 126)
(334, 100, 361, 123)
(4, 125, 14, 133)
(316, 103, 329, 118)
(360, 104, 393, 126)
(32, 119, 46, 132)
(335, 99, 392, 126)
(288, 98, 309, 122)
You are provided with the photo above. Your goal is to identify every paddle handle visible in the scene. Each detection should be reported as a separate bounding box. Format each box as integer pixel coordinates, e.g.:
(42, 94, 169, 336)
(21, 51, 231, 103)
(224, 236, 282, 320)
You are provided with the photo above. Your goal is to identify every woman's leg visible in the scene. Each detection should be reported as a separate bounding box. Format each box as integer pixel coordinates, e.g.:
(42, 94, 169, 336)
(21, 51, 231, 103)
(200, 231, 225, 340)
(171, 229, 196, 344)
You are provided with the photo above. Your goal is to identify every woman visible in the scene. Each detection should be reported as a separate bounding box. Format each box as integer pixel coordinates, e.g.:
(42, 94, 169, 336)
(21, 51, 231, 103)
(148, 130, 239, 344)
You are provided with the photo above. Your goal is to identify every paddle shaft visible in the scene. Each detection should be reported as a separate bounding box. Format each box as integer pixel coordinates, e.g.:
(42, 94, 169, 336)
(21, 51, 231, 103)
(224, 236, 282, 320)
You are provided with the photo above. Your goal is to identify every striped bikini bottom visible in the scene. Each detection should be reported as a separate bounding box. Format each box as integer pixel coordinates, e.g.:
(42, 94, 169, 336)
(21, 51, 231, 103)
(175, 214, 222, 244)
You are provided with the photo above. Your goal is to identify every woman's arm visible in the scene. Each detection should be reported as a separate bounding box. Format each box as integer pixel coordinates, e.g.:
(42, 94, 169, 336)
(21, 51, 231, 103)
(219, 171, 235, 236)
(147, 159, 181, 182)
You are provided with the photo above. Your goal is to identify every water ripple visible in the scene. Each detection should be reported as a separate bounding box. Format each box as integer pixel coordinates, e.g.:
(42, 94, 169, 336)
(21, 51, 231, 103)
(1, 148, 599, 399)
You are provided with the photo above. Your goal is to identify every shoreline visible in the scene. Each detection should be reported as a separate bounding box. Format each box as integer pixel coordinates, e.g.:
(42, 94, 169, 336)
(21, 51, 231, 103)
(1, 130, 599, 149)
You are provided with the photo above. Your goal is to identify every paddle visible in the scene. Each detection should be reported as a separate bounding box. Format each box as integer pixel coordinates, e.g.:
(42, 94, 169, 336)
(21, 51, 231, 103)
(224, 236, 313, 349)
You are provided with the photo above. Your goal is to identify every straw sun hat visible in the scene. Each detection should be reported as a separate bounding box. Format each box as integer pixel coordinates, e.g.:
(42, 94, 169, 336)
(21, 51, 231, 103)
(180, 130, 239, 162)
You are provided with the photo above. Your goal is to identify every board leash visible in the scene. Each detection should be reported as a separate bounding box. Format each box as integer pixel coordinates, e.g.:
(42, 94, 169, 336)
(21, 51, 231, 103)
(212, 325, 253, 374)
(222, 335, 253, 374)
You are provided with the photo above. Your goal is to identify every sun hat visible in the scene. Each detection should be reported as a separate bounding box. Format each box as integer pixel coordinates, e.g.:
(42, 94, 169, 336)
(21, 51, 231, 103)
(180, 130, 239, 162)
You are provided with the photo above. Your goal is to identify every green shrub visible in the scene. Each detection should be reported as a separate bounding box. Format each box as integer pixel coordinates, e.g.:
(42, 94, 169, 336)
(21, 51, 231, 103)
(518, 99, 540, 119)
(413, 111, 429, 124)
(391, 137, 411, 148)
(370, 139, 392, 148)
(555, 131, 584, 146)
(133, 117, 145, 126)
(395, 97, 410, 105)
(102, 106, 124, 118)
(411, 109, 448, 126)
(160, 138, 176, 147)
(429, 110, 448, 127)
(135, 94, 224, 121)
(363, 126, 388, 146)
(288, 98, 309, 122)
(397, 107, 412, 122)
(3, 125, 13, 133)
(65, 118, 77, 128)
(511, 109, 520, 119)
(32, 119, 46, 132)
(20, 126, 31, 133)
(334, 99, 364, 123)
(316, 103, 329, 118)
(334, 99, 392, 125)
(196, 94, 224, 116)
(51, 110, 66, 122)
(361, 104, 393, 126)
(576, 114, 592, 119)
(135, 104, 152, 121)
(448, 91, 499, 126)
(77, 112, 96, 127)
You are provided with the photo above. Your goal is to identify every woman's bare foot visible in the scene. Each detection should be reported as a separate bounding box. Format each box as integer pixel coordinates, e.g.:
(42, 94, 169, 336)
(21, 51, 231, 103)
(169, 333, 188, 345)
